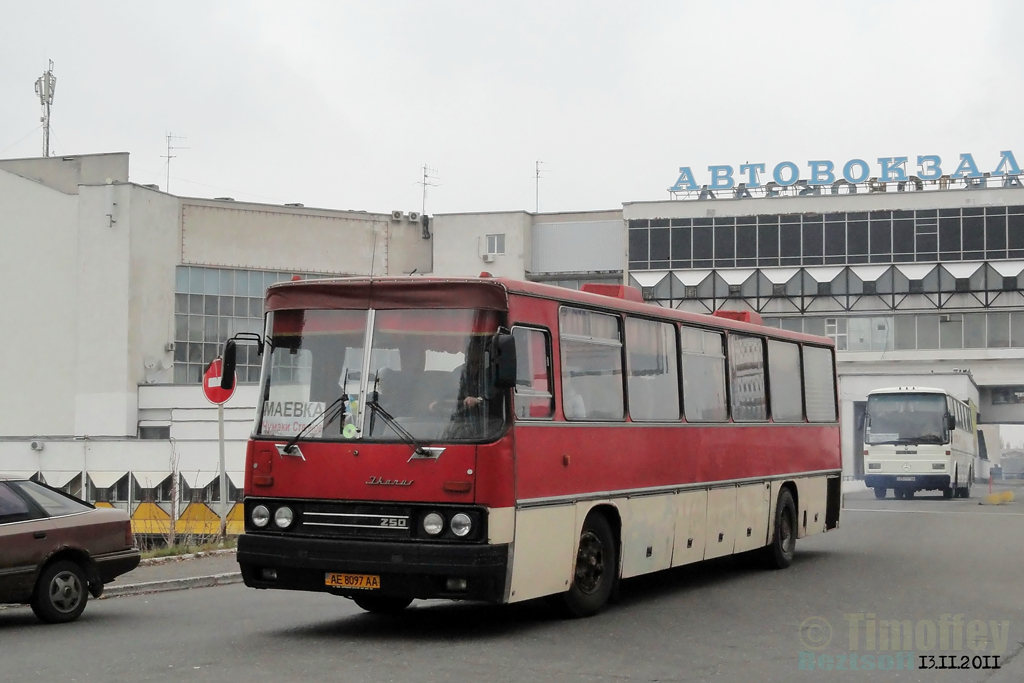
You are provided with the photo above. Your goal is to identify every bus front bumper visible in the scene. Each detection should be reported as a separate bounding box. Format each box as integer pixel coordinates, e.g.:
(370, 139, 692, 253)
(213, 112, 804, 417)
(864, 474, 951, 490)
(237, 533, 510, 603)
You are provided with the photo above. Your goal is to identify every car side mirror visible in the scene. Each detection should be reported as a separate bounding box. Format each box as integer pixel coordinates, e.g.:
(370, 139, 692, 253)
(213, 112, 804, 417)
(221, 339, 237, 390)
(490, 332, 517, 389)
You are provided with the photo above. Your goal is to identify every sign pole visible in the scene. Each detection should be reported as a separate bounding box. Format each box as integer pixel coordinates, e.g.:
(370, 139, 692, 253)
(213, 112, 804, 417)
(218, 402, 227, 540)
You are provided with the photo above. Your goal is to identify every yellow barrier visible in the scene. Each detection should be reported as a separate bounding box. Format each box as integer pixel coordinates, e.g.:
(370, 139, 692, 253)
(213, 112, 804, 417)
(979, 490, 1015, 506)
(131, 502, 172, 535)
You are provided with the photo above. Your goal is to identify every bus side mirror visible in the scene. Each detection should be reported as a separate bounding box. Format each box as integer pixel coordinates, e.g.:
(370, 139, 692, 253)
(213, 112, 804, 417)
(857, 413, 866, 430)
(946, 413, 956, 431)
(491, 333, 517, 389)
(221, 339, 237, 390)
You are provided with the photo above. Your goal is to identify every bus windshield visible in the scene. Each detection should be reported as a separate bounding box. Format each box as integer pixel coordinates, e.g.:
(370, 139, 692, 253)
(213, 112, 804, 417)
(257, 308, 505, 443)
(865, 393, 947, 445)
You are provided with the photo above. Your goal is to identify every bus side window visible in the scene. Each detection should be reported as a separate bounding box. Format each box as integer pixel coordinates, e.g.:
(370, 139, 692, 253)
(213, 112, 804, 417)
(803, 346, 837, 422)
(679, 327, 727, 422)
(559, 307, 624, 421)
(728, 334, 767, 422)
(625, 318, 680, 421)
(767, 340, 803, 422)
(511, 327, 554, 420)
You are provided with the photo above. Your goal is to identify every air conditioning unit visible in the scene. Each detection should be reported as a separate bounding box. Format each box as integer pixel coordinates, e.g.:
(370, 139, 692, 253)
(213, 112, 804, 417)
(482, 253, 496, 263)
(407, 211, 420, 222)
(391, 210, 404, 221)
(30, 440, 44, 451)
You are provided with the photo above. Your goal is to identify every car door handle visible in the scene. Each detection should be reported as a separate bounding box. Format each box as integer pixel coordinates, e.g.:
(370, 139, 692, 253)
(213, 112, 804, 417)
(33, 531, 46, 539)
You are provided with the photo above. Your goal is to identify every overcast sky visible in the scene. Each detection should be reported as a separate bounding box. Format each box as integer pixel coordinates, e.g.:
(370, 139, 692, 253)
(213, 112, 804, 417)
(2, 1, 1022, 215)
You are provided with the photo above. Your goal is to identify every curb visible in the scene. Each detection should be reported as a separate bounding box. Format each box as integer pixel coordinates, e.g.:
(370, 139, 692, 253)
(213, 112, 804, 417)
(101, 572, 243, 598)
(138, 548, 237, 567)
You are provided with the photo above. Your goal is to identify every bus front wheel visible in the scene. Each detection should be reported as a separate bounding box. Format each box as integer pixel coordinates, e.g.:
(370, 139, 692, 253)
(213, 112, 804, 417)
(761, 488, 796, 570)
(873, 487, 887, 499)
(558, 512, 618, 618)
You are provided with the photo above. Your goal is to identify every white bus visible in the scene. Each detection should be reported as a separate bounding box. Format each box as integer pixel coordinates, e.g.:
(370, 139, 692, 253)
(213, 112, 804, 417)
(862, 387, 976, 500)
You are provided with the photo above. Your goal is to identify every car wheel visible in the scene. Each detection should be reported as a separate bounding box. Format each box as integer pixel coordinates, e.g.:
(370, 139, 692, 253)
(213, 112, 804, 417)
(873, 487, 887, 499)
(351, 595, 413, 614)
(761, 488, 797, 570)
(31, 560, 89, 624)
(558, 512, 617, 618)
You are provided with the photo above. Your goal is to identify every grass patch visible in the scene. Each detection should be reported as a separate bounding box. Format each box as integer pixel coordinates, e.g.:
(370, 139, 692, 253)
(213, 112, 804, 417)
(140, 537, 237, 560)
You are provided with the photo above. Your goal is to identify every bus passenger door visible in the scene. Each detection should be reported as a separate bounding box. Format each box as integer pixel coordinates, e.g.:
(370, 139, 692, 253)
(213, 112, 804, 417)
(704, 486, 736, 559)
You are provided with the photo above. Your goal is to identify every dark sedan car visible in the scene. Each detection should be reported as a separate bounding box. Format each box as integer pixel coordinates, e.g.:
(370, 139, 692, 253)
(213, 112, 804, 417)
(0, 477, 141, 623)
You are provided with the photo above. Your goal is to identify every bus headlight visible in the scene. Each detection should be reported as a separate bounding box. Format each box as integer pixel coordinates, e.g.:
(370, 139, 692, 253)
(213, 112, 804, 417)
(274, 506, 294, 528)
(251, 505, 270, 528)
(450, 513, 472, 537)
(423, 512, 444, 535)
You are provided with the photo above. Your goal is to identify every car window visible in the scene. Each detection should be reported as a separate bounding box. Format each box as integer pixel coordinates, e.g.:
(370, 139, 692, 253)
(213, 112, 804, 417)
(11, 481, 92, 517)
(0, 483, 33, 524)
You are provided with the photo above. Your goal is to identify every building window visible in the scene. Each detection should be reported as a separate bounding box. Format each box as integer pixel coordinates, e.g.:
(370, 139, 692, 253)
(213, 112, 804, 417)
(173, 266, 324, 385)
(485, 233, 505, 255)
(825, 318, 847, 351)
(627, 205, 1024, 271)
(139, 426, 170, 440)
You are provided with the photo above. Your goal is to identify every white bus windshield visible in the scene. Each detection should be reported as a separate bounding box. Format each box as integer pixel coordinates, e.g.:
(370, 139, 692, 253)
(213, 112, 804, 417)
(865, 393, 947, 445)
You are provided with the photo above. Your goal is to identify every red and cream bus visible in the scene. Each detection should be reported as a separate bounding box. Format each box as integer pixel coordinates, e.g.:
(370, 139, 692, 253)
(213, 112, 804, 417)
(230, 276, 841, 617)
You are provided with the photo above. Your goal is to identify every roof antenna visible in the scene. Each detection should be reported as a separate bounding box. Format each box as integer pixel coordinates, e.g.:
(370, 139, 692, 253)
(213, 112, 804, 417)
(162, 132, 188, 193)
(34, 60, 56, 157)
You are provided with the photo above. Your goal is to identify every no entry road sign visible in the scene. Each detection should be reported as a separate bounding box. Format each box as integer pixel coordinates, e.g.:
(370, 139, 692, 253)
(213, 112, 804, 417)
(203, 358, 235, 405)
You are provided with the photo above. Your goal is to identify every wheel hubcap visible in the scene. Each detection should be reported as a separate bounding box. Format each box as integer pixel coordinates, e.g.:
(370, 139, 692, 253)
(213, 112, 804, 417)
(49, 572, 83, 613)
(574, 530, 605, 594)
(781, 511, 794, 555)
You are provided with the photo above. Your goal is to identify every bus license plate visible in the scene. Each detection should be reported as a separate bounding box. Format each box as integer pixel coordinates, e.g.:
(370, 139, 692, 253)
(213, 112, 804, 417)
(325, 573, 380, 590)
(896, 476, 916, 481)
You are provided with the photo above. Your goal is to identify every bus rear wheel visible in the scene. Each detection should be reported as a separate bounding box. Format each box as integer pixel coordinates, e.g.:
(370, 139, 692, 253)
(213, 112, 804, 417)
(956, 470, 973, 499)
(761, 488, 796, 569)
(558, 512, 617, 618)
(351, 595, 413, 614)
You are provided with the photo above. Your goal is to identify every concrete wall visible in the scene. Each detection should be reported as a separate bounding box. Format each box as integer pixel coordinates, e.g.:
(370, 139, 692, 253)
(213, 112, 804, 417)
(0, 153, 129, 195)
(0, 168, 81, 436)
(431, 211, 533, 278)
(180, 200, 430, 277)
(532, 212, 623, 274)
(128, 185, 183, 388)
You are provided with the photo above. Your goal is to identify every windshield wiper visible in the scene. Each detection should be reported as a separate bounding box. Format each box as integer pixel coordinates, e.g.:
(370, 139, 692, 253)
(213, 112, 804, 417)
(282, 394, 347, 455)
(363, 375, 434, 458)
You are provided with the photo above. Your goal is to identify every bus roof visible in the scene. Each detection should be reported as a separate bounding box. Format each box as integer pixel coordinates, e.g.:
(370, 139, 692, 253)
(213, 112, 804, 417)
(867, 387, 949, 396)
(265, 276, 834, 347)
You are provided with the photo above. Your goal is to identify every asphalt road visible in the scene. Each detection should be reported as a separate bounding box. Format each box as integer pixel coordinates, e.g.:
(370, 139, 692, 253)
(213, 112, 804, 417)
(2, 492, 1022, 683)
